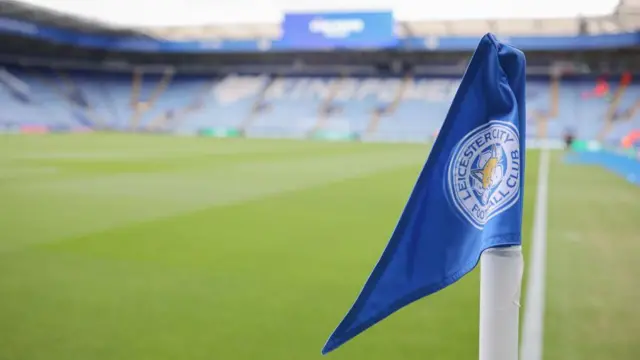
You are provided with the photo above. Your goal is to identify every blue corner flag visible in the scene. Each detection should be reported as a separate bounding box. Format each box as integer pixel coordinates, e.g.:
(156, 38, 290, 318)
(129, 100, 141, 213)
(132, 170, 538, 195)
(322, 33, 526, 355)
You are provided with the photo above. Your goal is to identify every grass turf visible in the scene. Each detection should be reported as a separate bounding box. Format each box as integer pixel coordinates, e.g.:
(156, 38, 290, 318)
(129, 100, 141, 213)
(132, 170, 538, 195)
(543, 152, 640, 360)
(0, 134, 636, 360)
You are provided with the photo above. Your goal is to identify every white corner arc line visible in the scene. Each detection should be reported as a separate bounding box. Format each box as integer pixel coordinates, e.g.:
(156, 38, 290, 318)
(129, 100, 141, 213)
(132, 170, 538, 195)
(520, 148, 550, 360)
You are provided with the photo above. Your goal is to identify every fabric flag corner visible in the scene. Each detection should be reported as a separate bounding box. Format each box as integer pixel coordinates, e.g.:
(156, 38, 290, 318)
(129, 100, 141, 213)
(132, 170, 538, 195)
(321, 32, 527, 355)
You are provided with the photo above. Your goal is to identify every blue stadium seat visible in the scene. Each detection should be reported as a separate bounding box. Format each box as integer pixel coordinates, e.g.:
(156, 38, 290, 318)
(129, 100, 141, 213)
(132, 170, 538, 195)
(246, 76, 328, 138)
(1, 68, 638, 144)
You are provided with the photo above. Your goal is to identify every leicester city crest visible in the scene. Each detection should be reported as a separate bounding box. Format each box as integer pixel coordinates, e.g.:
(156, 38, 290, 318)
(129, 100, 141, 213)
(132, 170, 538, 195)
(447, 120, 521, 229)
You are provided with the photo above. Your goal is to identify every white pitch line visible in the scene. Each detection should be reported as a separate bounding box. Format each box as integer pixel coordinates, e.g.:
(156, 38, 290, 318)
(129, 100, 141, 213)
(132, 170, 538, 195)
(520, 148, 550, 360)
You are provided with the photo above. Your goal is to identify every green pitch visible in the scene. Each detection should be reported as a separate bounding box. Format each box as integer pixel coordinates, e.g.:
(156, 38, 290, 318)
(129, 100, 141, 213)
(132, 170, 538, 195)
(0, 134, 637, 360)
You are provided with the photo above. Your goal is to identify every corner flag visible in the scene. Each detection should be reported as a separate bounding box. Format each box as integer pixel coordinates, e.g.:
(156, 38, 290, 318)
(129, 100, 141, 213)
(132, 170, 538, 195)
(322, 33, 526, 355)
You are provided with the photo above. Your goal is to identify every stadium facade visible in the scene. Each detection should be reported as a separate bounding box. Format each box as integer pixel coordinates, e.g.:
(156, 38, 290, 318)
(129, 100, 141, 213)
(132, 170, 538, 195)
(0, 0, 638, 148)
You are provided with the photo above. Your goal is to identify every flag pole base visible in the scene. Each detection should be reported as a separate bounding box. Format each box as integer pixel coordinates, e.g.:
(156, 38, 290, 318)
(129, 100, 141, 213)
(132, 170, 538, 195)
(479, 245, 523, 360)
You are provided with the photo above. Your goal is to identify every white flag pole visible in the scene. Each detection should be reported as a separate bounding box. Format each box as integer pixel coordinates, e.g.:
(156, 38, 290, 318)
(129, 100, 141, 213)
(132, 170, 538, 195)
(479, 245, 524, 360)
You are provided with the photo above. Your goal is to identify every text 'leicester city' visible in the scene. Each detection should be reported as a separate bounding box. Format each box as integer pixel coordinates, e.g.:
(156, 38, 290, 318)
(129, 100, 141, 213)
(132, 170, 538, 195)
(447, 120, 521, 229)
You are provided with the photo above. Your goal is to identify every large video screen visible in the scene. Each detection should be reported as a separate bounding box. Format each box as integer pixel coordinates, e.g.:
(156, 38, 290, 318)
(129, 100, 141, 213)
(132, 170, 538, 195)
(281, 11, 396, 50)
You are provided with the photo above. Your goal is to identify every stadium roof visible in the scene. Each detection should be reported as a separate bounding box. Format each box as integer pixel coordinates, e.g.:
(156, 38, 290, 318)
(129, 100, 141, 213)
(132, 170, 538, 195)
(0, 0, 637, 41)
(138, 16, 639, 41)
(0, 0, 148, 36)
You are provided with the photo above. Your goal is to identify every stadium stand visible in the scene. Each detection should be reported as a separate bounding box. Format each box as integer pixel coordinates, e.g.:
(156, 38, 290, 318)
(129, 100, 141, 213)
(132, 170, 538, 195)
(0, 0, 638, 147)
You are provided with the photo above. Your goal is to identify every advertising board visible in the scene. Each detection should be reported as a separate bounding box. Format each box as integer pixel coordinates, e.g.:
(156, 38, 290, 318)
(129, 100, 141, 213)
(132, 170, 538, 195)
(281, 11, 396, 50)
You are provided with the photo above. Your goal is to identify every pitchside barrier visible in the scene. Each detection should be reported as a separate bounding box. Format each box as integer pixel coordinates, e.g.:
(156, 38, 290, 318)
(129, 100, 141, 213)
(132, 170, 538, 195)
(2, 123, 570, 150)
(566, 142, 640, 186)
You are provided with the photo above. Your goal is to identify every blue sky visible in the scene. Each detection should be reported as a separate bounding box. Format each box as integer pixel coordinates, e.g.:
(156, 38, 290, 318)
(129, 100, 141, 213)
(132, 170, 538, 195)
(22, 0, 621, 26)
